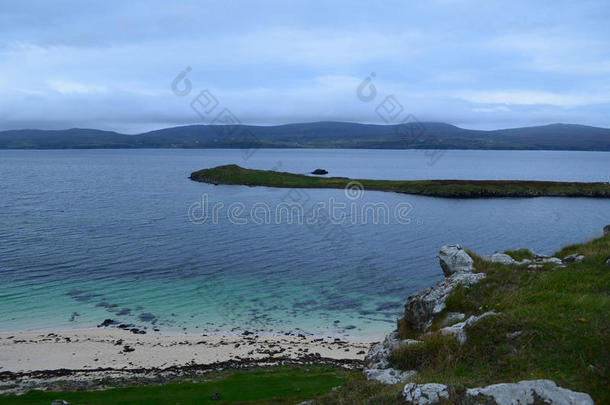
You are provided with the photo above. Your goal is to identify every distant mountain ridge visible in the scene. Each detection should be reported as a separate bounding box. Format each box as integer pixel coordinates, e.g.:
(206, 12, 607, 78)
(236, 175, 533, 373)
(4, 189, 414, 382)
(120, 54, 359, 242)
(1, 122, 609, 150)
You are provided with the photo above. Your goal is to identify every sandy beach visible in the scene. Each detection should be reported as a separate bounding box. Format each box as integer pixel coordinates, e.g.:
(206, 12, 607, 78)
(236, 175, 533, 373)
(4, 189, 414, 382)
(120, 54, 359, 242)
(0, 328, 375, 394)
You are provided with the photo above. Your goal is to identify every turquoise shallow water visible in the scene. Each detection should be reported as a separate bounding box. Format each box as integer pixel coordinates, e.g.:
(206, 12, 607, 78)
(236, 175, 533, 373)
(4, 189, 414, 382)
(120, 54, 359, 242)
(1, 149, 609, 338)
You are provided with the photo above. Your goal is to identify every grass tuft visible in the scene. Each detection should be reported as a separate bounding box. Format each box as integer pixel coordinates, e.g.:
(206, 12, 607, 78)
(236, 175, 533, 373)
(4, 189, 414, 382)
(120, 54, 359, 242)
(503, 248, 535, 261)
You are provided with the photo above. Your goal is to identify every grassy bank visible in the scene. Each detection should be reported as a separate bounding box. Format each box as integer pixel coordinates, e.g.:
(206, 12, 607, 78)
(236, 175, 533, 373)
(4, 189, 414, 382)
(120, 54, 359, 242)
(308, 233, 610, 404)
(0, 366, 351, 405)
(190, 165, 610, 198)
(388, 234, 610, 403)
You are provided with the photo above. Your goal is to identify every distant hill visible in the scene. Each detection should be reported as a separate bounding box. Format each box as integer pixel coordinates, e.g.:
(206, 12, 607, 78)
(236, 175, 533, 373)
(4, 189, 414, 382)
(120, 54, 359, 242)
(1, 122, 609, 150)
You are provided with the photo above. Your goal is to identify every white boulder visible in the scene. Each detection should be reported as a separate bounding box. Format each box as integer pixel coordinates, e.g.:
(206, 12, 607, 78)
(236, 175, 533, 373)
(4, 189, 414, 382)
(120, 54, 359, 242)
(403, 383, 450, 404)
(540, 257, 563, 265)
(488, 253, 516, 265)
(364, 331, 420, 370)
(439, 244, 474, 276)
(464, 379, 594, 405)
(402, 380, 593, 404)
(364, 367, 416, 385)
(439, 312, 465, 327)
(438, 311, 496, 344)
(563, 254, 585, 263)
(403, 272, 485, 332)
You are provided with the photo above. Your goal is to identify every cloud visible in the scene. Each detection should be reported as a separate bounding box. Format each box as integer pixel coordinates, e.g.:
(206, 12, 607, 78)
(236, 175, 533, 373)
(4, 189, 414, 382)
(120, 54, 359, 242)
(456, 91, 610, 107)
(0, 0, 609, 131)
(47, 80, 107, 94)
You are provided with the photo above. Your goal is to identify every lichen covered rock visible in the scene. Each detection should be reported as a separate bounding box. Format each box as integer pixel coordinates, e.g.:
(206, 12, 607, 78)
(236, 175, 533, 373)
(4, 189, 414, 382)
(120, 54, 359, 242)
(364, 367, 416, 385)
(488, 252, 516, 265)
(438, 244, 474, 276)
(563, 253, 585, 263)
(437, 311, 496, 344)
(403, 383, 450, 404)
(463, 379, 594, 405)
(364, 331, 419, 384)
(403, 272, 485, 332)
(402, 380, 593, 404)
(364, 331, 419, 370)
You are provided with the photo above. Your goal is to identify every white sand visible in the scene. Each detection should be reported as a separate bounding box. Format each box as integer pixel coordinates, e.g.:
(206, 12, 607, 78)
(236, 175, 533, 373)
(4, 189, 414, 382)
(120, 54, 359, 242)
(0, 328, 375, 374)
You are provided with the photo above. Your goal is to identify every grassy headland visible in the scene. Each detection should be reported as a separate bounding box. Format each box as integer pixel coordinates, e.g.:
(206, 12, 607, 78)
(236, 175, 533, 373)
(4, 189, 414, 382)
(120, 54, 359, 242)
(190, 164, 610, 198)
(308, 233, 610, 404)
(388, 233, 610, 404)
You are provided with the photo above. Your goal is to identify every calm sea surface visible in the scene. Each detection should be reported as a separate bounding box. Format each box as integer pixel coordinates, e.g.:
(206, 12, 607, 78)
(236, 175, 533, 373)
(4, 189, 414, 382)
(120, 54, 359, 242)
(1, 149, 609, 338)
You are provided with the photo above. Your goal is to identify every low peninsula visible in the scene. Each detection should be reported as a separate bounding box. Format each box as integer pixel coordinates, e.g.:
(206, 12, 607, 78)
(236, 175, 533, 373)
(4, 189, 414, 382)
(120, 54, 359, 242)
(190, 164, 610, 198)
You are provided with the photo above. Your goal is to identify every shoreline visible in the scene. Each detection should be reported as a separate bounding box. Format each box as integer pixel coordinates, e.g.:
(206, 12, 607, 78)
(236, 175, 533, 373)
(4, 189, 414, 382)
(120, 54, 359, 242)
(0, 328, 373, 395)
(0, 328, 373, 394)
(0, 328, 374, 373)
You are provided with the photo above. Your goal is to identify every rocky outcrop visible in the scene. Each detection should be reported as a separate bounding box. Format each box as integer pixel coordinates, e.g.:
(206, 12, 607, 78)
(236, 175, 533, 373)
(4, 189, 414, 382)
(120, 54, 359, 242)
(364, 331, 419, 384)
(310, 169, 328, 175)
(364, 246, 485, 384)
(488, 252, 516, 265)
(437, 311, 496, 344)
(481, 251, 535, 266)
(402, 272, 485, 333)
(403, 383, 450, 404)
(563, 253, 585, 263)
(368, 239, 600, 401)
(364, 367, 417, 385)
(604, 224, 610, 236)
(482, 249, 585, 268)
(540, 257, 563, 265)
(438, 244, 474, 276)
(402, 380, 594, 404)
(438, 312, 465, 327)
(464, 379, 594, 405)
(364, 331, 419, 370)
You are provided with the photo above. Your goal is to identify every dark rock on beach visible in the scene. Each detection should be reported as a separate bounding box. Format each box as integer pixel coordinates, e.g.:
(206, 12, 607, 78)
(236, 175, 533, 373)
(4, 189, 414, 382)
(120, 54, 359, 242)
(98, 319, 117, 327)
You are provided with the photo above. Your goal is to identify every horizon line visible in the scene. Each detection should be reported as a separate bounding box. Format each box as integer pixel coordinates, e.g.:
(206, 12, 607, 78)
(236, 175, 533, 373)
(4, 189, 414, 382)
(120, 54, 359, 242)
(3, 120, 610, 135)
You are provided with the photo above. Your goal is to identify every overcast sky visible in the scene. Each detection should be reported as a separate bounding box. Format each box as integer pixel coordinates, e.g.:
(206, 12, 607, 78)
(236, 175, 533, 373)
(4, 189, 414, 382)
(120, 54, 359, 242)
(1, 0, 609, 133)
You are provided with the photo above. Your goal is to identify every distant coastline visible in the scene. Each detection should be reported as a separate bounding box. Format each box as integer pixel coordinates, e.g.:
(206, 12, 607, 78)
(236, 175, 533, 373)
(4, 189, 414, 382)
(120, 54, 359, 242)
(190, 164, 610, 198)
(2, 121, 610, 150)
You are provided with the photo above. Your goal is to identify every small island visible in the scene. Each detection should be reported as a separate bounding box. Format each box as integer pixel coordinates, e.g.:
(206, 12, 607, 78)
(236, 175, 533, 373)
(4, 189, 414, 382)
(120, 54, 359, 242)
(190, 164, 610, 198)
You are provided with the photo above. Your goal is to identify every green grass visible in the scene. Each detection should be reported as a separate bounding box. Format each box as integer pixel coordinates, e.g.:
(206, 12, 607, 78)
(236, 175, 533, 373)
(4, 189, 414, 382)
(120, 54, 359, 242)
(389, 234, 610, 403)
(190, 165, 610, 198)
(503, 248, 535, 261)
(0, 366, 350, 405)
(311, 374, 402, 405)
